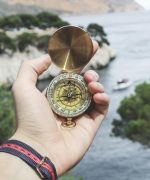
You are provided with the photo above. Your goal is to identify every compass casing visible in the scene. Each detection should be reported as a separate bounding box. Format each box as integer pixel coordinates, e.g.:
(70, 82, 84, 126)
(47, 26, 93, 126)
(47, 73, 91, 118)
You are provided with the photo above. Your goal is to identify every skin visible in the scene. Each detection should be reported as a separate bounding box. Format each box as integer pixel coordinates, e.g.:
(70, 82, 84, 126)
(0, 41, 109, 179)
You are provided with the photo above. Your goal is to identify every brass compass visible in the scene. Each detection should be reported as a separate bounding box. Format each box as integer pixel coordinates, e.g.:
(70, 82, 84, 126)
(47, 26, 93, 128)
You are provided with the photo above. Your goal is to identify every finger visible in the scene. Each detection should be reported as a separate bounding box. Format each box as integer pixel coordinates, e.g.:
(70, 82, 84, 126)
(16, 54, 51, 86)
(88, 82, 104, 94)
(86, 92, 109, 120)
(88, 92, 109, 116)
(84, 70, 100, 83)
(75, 93, 109, 130)
(92, 40, 99, 55)
(93, 93, 109, 106)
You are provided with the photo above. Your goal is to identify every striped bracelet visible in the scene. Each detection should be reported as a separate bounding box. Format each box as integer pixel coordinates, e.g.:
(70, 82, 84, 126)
(0, 140, 57, 180)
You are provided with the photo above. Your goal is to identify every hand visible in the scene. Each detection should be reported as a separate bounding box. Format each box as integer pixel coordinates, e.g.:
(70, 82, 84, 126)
(11, 41, 109, 176)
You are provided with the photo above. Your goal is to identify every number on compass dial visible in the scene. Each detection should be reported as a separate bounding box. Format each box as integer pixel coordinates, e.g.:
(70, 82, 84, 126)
(47, 73, 91, 118)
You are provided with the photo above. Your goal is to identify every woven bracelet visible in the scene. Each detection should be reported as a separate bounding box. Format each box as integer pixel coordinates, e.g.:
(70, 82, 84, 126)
(0, 140, 58, 180)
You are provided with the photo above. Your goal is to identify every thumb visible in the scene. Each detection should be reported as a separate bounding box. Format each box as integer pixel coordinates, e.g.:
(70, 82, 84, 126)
(16, 54, 51, 87)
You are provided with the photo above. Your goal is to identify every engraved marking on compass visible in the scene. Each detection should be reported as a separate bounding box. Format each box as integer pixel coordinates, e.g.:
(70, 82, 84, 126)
(68, 73, 72, 79)
(63, 49, 71, 70)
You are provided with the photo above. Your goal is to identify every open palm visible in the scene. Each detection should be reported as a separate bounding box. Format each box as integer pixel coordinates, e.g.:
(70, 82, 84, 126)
(12, 42, 109, 176)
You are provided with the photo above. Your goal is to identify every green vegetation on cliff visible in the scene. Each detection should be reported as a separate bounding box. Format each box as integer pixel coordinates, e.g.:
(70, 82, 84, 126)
(37, 12, 69, 29)
(0, 84, 15, 144)
(0, 12, 69, 54)
(0, 32, 49, 54)
(0, 12, 69, 29)
(0, 16, 109, 55)
(17, 32, 37, 52)
(87, 23, 110, 46)
(0, 32, 16, 54)
(112, 83, 150, 146)
(60, 173, 82, 180)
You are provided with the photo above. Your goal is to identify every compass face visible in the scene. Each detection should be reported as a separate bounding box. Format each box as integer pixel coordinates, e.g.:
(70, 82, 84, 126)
(47, 73, 91, 118)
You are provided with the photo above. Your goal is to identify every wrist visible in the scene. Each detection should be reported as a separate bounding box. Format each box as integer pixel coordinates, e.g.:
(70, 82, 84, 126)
(11, 130, 60, 176)
(0, 152, 41, 180)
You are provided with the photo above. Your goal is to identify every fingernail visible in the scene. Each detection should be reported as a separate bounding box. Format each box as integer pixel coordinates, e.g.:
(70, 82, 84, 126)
(96, 82, 101, 87)
(88, 70, 99, 81)
(94, 74, 99, 81)
(92, 73, 99, 81)
(96, 82, 104, 92)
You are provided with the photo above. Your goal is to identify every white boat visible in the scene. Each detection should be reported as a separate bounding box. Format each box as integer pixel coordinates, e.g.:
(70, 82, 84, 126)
(113, 79, 132, 91)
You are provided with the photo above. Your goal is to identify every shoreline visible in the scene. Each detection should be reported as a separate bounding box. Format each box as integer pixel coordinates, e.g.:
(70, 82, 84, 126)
(62, 9, 146, 17)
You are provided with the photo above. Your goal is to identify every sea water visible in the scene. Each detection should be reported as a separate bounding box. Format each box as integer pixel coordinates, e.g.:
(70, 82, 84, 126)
(63, 11, 150, 180)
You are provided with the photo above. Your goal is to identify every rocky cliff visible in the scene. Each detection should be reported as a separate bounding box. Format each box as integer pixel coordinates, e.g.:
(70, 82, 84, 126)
(0, 0, 143, 15)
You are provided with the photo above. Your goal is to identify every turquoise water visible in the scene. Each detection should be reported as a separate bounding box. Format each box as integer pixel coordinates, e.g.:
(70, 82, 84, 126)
(62, 11, 150, 180)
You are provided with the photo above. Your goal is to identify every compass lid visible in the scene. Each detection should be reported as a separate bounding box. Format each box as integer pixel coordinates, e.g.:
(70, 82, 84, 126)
(48, 26, 93, 72)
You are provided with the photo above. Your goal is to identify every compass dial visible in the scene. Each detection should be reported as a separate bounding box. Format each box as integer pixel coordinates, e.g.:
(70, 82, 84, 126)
(47, 73, 91, 118)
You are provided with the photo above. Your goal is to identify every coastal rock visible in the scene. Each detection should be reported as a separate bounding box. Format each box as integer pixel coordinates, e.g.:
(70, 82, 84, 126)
(0, 46, 42, 84)
(2, 27, 57, 38)
(89, 43, 117, 69)
(0, 44, 116, 84)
